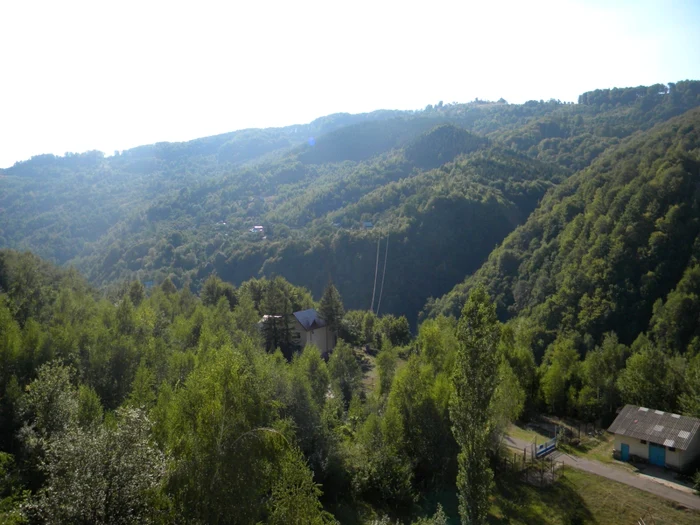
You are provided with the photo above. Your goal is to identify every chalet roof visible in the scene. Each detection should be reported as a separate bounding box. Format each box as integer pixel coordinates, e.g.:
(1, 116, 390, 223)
(293, 308, 326, 331)
(608, 404, 700, 450)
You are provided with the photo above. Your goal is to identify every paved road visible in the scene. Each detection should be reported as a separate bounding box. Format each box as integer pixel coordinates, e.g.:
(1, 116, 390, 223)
(504, 435, 700, 511)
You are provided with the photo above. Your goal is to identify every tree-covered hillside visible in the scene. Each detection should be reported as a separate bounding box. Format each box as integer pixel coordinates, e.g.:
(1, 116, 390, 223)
(429, 106, 700, 358)
(0, 249, 522, 524)
(5, 80, 700, 523)
(3, 81, 700, 327)
(70, 129, 564, 325)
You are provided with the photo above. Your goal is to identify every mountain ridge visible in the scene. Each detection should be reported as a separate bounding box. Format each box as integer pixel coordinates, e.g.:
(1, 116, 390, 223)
(3, 80, 700, 328)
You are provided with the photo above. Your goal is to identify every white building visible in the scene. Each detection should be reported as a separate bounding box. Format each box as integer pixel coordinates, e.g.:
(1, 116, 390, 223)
(291, 308, 334, 356)
(258, 308, 336, 357)
(608, 404, 700, 472)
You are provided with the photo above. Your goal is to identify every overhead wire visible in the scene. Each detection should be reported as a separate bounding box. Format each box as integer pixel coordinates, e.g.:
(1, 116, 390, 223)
(376, 235, 389, 316)
(370, 236, 380, 312)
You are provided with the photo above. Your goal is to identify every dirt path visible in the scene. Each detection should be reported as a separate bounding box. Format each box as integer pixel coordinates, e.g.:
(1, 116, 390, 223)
(505, 435, 700, 511)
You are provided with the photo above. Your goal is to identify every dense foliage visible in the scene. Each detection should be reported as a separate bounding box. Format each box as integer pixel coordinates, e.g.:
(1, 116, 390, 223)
(0, 249, 528, 523)
(5, 81, 699, 329)
(429, 105, 700, 422)
(4, 80, 700, 522)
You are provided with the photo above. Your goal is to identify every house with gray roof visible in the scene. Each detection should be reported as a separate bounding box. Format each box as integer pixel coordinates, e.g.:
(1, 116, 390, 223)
(291, 308, 335, 356)
(608, 404, 700, 471)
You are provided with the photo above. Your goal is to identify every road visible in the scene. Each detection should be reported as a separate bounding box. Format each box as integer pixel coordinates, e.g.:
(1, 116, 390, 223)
(504, 435, 700, 511)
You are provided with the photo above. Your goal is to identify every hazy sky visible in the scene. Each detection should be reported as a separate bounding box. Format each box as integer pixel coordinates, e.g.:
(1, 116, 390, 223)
(1, 0, 699, 168)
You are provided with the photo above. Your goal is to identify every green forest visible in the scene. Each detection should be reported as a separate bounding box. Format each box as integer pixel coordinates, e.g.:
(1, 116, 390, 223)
(2, 80, 700, 523)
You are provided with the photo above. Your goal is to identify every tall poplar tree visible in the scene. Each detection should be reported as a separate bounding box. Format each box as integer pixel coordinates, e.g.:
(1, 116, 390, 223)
(450, 286, 500, 525)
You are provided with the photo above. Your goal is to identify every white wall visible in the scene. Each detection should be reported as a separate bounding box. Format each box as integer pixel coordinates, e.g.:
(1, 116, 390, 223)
(292, 320, 331, 355)
(309, 326, 330, 355)
(614, 434, 700, 471)
(681, 432, 700, 471)
(665, 445, 681, 470)
(614, 435, 648, 460)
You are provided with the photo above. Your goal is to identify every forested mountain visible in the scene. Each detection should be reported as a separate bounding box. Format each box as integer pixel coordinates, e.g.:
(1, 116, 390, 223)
(426, 103, 700, 422)
(428, 106, 700, 351)
(5, 81, 700, 523)
(2, 81, 700, 328)
(0, 249, 506, 524)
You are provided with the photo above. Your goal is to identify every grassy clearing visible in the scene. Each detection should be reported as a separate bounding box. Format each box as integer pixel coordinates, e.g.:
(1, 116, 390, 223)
(354, 347, 379, 393)
(559, 432, 639, 473)
(489, 467, 700, 525)
(331, 444, 700, 524)
(355, 346, 407, 395)
(416, 465, 699, 525)
(559, 431, 614, 461)
(507, 423, 552, 444)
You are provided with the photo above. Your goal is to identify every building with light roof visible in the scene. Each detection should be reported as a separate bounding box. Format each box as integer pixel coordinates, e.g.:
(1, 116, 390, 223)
(608, 404, 700, 471)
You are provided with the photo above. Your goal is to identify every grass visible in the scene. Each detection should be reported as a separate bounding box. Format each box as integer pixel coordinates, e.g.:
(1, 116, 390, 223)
(510, 420, 636, 473)
(354, 346, 407, 395)
(488, 466, 700, 525)
(354, 347, 379, 393)
(328, 431, 700, 524)
(558, 431, 640, 474)
(559, 431, 613, 461)
(413, 465, 700, 525)
(507, 423, 552, 444)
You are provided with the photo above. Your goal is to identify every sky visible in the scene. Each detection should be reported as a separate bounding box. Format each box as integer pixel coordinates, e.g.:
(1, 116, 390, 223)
(1, 0, 699, 168)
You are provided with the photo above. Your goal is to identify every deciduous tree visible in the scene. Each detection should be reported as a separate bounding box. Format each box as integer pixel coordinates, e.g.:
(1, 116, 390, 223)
(450, 286, 500, 525)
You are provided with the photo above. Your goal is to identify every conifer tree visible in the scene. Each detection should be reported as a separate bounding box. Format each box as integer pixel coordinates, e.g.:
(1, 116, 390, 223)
(319, 282, 345, 339)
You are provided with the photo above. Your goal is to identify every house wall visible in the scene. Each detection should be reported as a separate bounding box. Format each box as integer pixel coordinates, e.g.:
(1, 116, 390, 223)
(309, 326, 330, 355)
(292, 321, 331, 355)
(614, 435, 648, 460)
(614, 434, 695, 471)
(664, 445, 682, 470)
(681, 432, 700, 471)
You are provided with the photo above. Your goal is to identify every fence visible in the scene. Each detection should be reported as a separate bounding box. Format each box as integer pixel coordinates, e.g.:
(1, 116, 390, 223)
(496, 449, 565, 487)
(533, 436, 557, 458)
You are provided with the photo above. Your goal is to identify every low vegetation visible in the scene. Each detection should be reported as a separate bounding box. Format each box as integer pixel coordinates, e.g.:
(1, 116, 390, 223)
(491, 467, 699, 525)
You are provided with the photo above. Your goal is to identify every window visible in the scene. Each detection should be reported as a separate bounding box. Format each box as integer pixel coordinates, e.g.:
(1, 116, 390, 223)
(640, 440, 647, 444)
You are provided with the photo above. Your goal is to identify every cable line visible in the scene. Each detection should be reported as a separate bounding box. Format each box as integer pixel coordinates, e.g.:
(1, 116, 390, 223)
(376, 235, 389, 316)
(370, 236, 380, 312)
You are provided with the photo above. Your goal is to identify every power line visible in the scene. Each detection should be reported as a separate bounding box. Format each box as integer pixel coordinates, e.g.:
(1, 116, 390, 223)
(376, 235, 389, 316)
(370, 236, 380, 312)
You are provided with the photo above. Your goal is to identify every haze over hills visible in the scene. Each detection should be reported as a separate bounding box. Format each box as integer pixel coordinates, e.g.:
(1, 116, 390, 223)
(5, 80, 700, 524)
(3, 81, 700, 328)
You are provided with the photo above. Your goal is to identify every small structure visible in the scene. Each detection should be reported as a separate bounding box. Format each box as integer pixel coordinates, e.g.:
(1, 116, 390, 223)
(533, 436, 557, 459)
(608, 404, 700, 471)
(362, 221, 373, 229)
(258, 309, 336, 356)
(291, 308, 334, 356)
(249, 225, 264, 234)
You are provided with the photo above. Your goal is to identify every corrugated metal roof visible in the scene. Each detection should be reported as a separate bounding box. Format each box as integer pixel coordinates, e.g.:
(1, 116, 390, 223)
(293, 309, 327, 331)
(608, 405, 700, 450)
